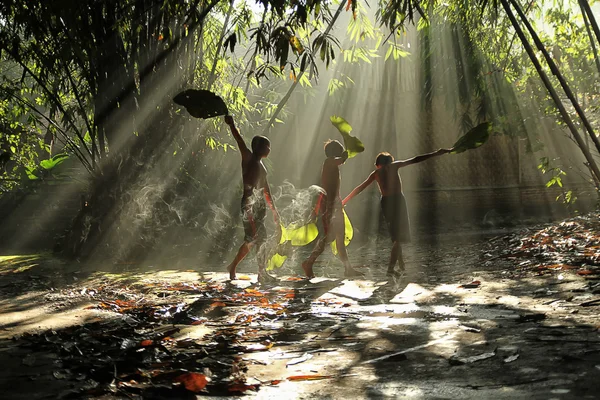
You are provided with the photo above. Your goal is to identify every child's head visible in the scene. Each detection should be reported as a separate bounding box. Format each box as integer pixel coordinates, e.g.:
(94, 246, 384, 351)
(324, 139, 345, 158)
(375, 152, 394, 168)
(251, 135, 271, 158)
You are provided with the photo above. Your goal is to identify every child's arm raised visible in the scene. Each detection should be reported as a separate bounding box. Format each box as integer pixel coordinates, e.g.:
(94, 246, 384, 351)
(224, 115, 251, 159)
(342, 171, 376, 206)
(330, 150, 349, 165)
(392, 148, 452, 168)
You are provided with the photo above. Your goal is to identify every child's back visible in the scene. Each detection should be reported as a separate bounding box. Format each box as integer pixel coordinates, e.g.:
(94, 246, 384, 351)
(321, 157, 343, 203)
(374, 164, 403, 197)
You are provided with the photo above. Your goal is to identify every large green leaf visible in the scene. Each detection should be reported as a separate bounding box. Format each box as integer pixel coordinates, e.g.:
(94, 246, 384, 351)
(268, 221, 319, 271)
(331, 209, 353, 255)
(281, 222, 319, 246)
(451, 122, 492, 153)
(330, 116, 365, 158)
(266, 253, 287, 271)
(173, 89, 229, 119)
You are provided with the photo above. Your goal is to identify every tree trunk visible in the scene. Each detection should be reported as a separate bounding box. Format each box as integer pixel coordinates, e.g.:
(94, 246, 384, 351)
(510, 0, 600, 158)
(579, 0, 600, 51)
(500, 0, 600, 184)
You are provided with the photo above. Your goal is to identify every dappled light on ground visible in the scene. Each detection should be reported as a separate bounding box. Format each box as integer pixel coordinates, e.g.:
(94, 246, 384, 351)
(1, 215, 600, 399)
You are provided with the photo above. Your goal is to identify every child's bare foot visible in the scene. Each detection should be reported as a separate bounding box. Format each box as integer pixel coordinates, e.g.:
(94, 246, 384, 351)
(386, 267, 396, 276)
(227, 264, 236, 280)
(344, 267, 365, 278)
(302, 261, 315, 279)
(258, 270, 278, 284)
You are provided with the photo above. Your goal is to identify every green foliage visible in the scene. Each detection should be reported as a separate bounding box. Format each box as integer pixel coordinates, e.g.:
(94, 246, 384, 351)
(451, 122, 492, 153)
(39, 153, 69, 171)
(538, 157, 566, 188)
(281, 222, 319, 246)
(267, 253, 288, 271)
(330, 116, 365, 158)
(331, 209, 353, 255)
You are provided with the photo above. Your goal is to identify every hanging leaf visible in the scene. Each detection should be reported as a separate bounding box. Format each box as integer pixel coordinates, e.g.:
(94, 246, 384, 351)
(331, 209, 353, 255)
(289, 36, 305, 55)
(451, 122, 492, 153)
(224, 33, 237, 53)
(173, 89, 229, 119)
(40, 153, 69, 170)
(330, 116, 365, 158)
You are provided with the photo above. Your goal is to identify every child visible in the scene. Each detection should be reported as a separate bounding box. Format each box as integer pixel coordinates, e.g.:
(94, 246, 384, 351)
(302, 140, 364, 279)
(224, 115, 281, 283)
(342, 148, 452, 276)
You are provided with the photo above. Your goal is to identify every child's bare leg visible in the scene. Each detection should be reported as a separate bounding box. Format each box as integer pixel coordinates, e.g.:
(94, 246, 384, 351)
(302, 238, 325, 278)
(397, 243, 405, 271)
(338, 234, 363, 278)
(256, 240, 278, 283)
(227, 242, 252, 280)
(387, 241, 399, 275)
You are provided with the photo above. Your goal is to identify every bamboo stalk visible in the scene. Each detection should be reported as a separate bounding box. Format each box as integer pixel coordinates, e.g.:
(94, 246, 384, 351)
(511, 0, 600, 158)
(580, 0, 600, 76)
(500, 0, 600, 184)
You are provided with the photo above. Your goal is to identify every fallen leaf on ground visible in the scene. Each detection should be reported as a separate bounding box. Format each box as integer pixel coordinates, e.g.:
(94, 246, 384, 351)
(449, 350, 496, 365)
(238, 275, 252, 280)
(504, 354, 519, 363)
(228, 383, 259, 393)
(140, 339, 153, 347)
(458, 280, 481, 289)
(244, 342, 273, 352)
(286, 353, 313, 367)
(173, 372, 208, 393)
(518, 313, 546, 322)
(287, 374, 334, 381)
(578, 270, 595, 275)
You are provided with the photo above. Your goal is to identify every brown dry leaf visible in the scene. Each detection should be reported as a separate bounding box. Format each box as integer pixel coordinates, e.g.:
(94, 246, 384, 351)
(173, 372, 208, 392)
(244, 289, 265, 297)
(235, 314, 253, 324)
(238, 275, 252, 280)
(140, 339, 153, 347)
(228, 383, 258, 393)
(210, 301, 227, 307)
(287, 374, 334, 381)
(286, 277, 304, 281)
(577, 270, 595, 275)
(458, 280, 481, 289)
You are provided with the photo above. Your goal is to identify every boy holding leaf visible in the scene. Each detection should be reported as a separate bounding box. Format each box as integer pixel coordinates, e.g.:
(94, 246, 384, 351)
(224, 115, 281, 283)
(301, 140, 364, 279)
(343, 148, 452, 276)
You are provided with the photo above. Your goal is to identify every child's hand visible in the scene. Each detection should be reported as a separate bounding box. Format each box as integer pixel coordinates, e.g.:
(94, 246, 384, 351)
(224, 115, 234, 126)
